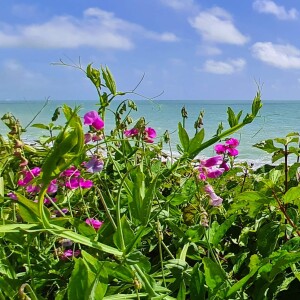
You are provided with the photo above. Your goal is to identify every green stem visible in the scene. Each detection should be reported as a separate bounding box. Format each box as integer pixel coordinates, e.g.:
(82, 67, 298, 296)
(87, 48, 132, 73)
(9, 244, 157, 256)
(95, 186, 117, 231)
(37, 185, 51, 228)
(157, 221, 166, 288)
(132, 264, 159, 297)
(284, 145, 288, 194)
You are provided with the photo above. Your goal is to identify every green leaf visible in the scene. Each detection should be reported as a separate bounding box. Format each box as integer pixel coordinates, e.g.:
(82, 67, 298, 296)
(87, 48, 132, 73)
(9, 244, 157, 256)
(102, 66, 117, 95)
(257, 222, 280, 256)
(128, 168, 157, 226)
(87, 63, 101, 88)
(227, 107, 241, 127)
(113, 215, 135, 250)
(178, 122, 189, 152)
(283, 186, 300, 204)
(125, 226, 151, 255)
(68, 257, 107, 300)
(281, 237, 300, 251)
(252, 91, 263, 116)
(103, 294, 149, 300)
(15, 192, 49, 223)
(253, 139, 280, 154)
(269, 169, 282, 185)
(190, 263, 205, 300)
(0, 277, 18, 299)
(272, 150, 285, 163)
(0, 177, 3, 203)
(226, 255, 261, 297)
(126, 251, 151, 273)
(263, 251, 300, 281)
(50, 224, 123, 256)
(212, 215, 236, 246)
(31, 123, 49, 130)
(188, 129, 205, 157)
(103, 262, 133, 283)
(203, 257, 226, 293)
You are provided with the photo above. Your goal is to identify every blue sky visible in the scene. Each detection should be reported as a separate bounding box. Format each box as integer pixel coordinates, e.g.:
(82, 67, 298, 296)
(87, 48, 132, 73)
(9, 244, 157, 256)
(1, 0, 300, 100)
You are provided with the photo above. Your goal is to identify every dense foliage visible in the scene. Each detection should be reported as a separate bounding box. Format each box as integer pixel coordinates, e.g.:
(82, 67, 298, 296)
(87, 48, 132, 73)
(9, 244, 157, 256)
(1, 63, 300, 299)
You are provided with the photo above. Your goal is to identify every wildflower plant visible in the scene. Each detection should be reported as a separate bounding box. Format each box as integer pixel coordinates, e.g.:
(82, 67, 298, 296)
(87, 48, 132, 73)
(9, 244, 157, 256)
(2, 62, 299, 299)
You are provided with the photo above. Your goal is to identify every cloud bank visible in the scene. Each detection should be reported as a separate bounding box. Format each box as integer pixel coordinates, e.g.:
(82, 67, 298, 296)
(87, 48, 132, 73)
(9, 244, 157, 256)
(203, 58, 246, 74)
(253, 0, 298, 20)
(0, 7, 179, 49)
(252, 42, 300, 69)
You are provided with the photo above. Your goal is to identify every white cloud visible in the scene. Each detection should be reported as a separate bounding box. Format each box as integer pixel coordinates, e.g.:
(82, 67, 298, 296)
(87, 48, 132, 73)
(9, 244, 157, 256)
(252, 42, 300, 69)
(253, 0, 298, 20)
(197, 45, 222, 56)
(160, 0, 197, 11)
(145, 31, 179, 42)
(0, 7, 179, 49)
(203, 58, 246, 74)
(189, 7, 249, 45)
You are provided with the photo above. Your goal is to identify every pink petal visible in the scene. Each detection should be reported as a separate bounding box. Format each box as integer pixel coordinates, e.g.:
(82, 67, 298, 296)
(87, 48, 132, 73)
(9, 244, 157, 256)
(207, 168, 225, 179)
(214, 144, 227, 154)
(227, 148, 239, 157)
(83, 111, 99, 125)
(200, 155, 223, 168)
(225, 138, 239, 148)
(92, 117, 104, 130)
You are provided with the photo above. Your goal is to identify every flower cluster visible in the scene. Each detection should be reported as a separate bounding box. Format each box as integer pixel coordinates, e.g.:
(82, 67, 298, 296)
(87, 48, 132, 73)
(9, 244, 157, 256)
(124, 127, 157, 143)
(59, 249, 81, 261)
(83, 110, 104, 143)
(83, 110, 104, 130)
(83, 156, 104, 173)
(214, 138, 239, 157)
(198, 155, 228, 181)
(10, 163, 96, 216)
(197, 137, 240, 207)
(85, 218, 104, 231)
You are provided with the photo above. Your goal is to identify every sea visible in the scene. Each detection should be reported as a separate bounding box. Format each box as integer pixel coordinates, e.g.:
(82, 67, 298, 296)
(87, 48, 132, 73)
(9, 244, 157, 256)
(1, 99, 299, 167)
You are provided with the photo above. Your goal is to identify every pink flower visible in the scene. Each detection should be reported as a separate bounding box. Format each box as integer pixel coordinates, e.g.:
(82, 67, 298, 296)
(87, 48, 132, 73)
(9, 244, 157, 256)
(47, 179, 58, 194)
(65, 178, 81, 189)
(144, 127, 157, 143)
(84, 133, 93, 144)
(54, 208, 69, 217)
(84, 133, 103, 143)
(60, 249, 81, 261)
(44, 197, 57, 205)
(198, 155, 225, 181)
(200, 156, 223, 168)
(65, 177, 93, 189)
(60, 167, 80, 178)
(85, 218, 104, 231)
(214, 144, 227, 154)
(220, 161, 230, 172)
(225, 138, 239, 148)
(18, 167, 41, 186)
(84, 156, 104, 173)
(124, 128, 139, 137)
(7, 192, 18, 200)
(84, 111, 104, 130)
(206, 168, 225, 179)
(214, 138, 239, 157)
(79, 178, 93, 189)
(227, 148, 239, 157)
(145, 127, 156, 139)
(204, 184, 223, 206)
(26, 185, 40, 194)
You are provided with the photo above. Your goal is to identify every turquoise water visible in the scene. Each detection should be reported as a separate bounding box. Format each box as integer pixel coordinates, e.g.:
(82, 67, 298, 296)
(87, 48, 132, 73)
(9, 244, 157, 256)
(1, 99, 299, 165)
